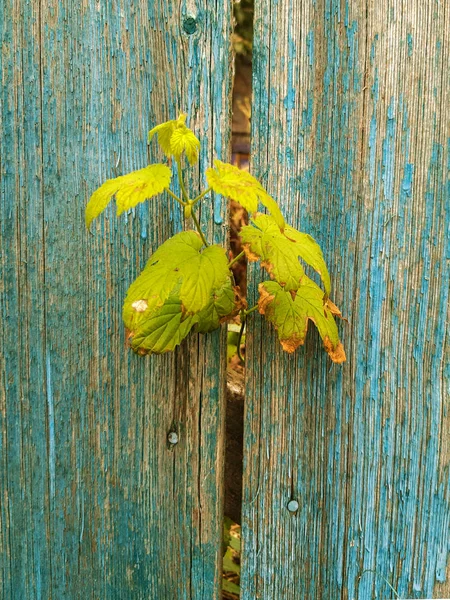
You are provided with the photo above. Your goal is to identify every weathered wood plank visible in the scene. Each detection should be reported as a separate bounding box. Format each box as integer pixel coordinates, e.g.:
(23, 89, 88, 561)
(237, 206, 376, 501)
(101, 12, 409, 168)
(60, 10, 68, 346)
(1, 1, 232, 597)
(0, 2, 51, 598)
(243, 0, 449, 598)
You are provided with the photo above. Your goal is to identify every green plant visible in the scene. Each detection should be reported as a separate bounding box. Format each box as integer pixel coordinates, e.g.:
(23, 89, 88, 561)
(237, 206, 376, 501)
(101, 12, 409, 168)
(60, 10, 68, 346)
(85, 113, 346, 363)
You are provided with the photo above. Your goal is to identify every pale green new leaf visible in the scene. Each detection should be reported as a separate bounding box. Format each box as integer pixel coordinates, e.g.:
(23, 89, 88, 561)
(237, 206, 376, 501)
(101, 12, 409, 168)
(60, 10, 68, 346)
(123, 231, 230, 337)
(127, 295, 198, 355)
(85, 164, 171, 227)
(148, 113, 201, 165)
(205, 160, 286, 229)
(170, 126, 201, 165)
(258, 279, 346, 363)
(240, 214, 331, 294)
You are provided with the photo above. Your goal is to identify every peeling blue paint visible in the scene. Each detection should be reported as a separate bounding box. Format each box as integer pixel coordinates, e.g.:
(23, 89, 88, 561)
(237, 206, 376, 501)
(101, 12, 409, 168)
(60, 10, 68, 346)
(407, 33, 413, 57)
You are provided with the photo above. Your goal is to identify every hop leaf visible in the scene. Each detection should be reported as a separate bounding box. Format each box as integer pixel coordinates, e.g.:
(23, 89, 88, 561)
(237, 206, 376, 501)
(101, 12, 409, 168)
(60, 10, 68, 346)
(195, 281, 242, 333)
(127, 294, 198, 355)
(258, 279, 346, 363)
(240, 214, 331, 294)
(123, 231, 240, 354)
(85, 164, 171, 227)
(205, 160, 285, 229)
(148, 113, 201, 165)
(123, 230, 231, 328)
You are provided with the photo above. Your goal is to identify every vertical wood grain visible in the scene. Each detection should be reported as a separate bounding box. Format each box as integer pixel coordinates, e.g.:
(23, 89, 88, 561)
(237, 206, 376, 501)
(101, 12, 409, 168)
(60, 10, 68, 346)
(243, 0, 449, 598)
(1, 1, 232, 597)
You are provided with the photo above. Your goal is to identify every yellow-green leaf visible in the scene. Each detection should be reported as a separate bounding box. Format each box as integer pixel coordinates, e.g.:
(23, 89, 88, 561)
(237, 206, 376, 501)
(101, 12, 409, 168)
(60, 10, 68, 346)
(195, 280, 241, 333)
(127, 295, 197, 355)
(148, 113, 200, 165)
(122, 231, 231, 336)
(85, 164, 171, 227)
(240, 214, 331, 294)
(240, 214, 304, 290)
(205, 160, 286, 228)
(170, 126, 201, 165)
(258, 279, 346, 363)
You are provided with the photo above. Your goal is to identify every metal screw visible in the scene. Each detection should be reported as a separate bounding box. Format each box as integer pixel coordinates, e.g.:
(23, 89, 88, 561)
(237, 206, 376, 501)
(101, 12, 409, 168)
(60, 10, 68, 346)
(168, 431, 179, 445)
(287, 500, 299, 513)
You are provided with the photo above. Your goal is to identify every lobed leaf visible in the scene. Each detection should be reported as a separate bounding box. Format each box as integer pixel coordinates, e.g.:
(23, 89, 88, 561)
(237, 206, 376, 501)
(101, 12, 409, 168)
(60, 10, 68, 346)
(205, 160, 286, 229)
(195, 281, 242, 333)
(240, 214, 331, 294)
(85, 164, 171, 227)
(258, 279, 346, 363)
(148, 113, 200, 165)
(122, 231, 239, 354)
(127, 295, 197, 355)
(123, 231, 231, 326)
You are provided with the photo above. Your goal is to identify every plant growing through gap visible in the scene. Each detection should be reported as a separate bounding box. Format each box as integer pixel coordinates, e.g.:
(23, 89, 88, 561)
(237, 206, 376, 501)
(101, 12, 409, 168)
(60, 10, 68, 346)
(85, 113, 346, 363)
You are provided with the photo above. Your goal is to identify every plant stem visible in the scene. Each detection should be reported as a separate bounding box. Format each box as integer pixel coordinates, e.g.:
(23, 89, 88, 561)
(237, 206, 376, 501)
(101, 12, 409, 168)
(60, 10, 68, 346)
(236, 305, 260, 362)
(192, 187, 212, 206)
(244, 304, 259, 316)
(228, 250, 246, 268)
(237, 314, 246, 363)
(190, 208, 209, 247)
(166, 188, 185, 206)
(176, 158, 190, 203)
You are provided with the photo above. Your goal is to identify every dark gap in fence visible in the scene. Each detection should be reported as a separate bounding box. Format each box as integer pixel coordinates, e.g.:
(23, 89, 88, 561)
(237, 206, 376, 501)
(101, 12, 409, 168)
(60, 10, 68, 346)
(223, 1, 253, 598)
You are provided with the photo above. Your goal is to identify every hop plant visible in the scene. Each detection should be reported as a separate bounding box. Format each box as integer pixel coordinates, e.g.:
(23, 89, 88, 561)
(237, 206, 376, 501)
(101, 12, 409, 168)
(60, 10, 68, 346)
(85, 114, 346, 363)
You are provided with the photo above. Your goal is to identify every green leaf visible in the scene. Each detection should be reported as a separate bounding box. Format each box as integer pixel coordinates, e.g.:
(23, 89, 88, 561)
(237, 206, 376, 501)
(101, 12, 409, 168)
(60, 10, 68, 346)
(85, 164, 171, 227)
(222, 577, 241, 596)
(240, 214, 331, 294)
(148, 113, 200, 165)
(205, 160, 286, 229)
(240, 214, 304, 290)
(195, 281, 240, 333)
(223, 547, 241, 576)
(259, 193, 286, 230)
(283, 226, 331, 295)
(127, 295, 197, 355)
(258, 278, 346, 363)
(123, 230, 231, 331)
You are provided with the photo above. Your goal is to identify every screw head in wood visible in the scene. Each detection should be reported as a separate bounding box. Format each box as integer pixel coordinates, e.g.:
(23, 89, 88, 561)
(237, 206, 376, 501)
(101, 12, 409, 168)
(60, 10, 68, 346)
(287, 500, 299, 513)
(168, 431, 179, 445)
(182, 16, 197, 35)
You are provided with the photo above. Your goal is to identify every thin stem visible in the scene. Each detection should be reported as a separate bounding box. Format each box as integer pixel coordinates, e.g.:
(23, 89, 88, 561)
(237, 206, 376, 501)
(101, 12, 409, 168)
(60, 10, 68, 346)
(192, 187, 212, 206)
(228, 250, 246, 268)
(176, 158, 190, 203)
(244, 304, 259, 317)
(237, 314, 246, 363)
(190, 208, 209, 247)
(166, 188, 185, 206)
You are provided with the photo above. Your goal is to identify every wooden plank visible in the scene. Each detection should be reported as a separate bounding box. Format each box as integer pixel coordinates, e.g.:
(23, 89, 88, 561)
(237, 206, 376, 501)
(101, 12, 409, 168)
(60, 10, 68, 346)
(1, 0, 232, 597)
(0, 2, 52, 598)
(243, 0, 449, 598)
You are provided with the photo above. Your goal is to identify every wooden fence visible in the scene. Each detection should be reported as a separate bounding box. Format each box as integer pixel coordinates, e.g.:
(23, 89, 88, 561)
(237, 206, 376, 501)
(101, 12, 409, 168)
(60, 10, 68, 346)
(1, 1, 448, 599)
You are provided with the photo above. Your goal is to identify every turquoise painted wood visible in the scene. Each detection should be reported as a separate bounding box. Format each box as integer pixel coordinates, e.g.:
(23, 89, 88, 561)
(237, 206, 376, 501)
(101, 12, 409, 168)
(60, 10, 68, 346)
(0, 1, 232, 598)
(243, 0, 449, 599)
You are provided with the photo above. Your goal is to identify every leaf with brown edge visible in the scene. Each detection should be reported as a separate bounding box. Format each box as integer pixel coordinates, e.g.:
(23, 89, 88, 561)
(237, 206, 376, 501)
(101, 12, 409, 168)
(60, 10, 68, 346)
(258, 278, 346, 363)
(240, 214, 331, 294)
(194, 281, 242, 333)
